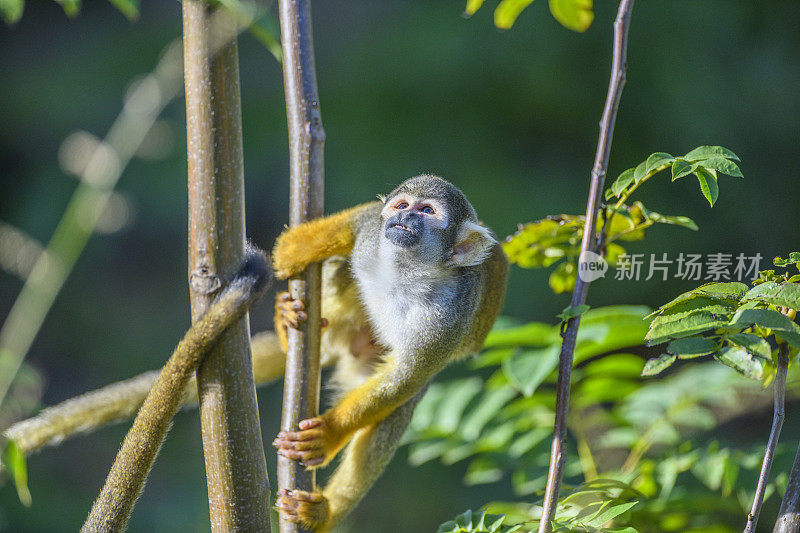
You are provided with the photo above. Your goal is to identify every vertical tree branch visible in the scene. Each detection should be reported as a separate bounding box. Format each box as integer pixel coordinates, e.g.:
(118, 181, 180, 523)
(744, 343, 789, 533)
(774, 435, 800, 532)
(183, 3, 270, 531)
(537, 2, 634, 531)
(276, 1, 325, 532)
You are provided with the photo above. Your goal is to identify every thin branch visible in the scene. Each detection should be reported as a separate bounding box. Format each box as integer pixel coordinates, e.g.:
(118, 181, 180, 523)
(744, 343, 789, 533)
(183, 3, 271, 530)
(276, 1, 326, 532)
(82, 251, 270, 532)
(537, 2, 635, 531)
(774, 435, 800, 532)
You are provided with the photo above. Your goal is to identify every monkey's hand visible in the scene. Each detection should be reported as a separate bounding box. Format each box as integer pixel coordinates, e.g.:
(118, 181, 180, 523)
(272, 202, 381, 279)
(275, 488, 330, 531)
(273, 417, 344, 469)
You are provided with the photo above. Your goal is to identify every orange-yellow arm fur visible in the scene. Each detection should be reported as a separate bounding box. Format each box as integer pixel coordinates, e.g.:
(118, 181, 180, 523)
(272, 202, 381, 279)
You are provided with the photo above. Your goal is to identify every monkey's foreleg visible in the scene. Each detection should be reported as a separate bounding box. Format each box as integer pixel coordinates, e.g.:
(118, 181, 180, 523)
(276, 388, 425, 532)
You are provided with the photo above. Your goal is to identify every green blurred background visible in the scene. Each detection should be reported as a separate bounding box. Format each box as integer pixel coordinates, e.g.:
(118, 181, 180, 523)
(0, 0, 798, 531)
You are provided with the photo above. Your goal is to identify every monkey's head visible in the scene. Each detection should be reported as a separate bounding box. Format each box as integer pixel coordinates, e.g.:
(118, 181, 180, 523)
(380, 174, 496, 268)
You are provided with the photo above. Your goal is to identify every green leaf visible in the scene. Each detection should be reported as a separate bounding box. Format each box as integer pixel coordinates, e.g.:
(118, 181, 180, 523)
(652, 283, 746, 315)
(729, 307, 800, 333)
(610, 168, 635, 198)
(684, 145, 740, 162)
(460, 387, 518, 441)
(694, 281, 750, 301)
(548, 0, 593, 32)
(464, 0, 486, 16)
(646, 311, 729, 345)
(484, 322, 558, 348)
(633, 161, 647, 184)
(714, 346, 764, 380)
(742, 281, 800, 310)
(671, 159, 695, 181)
(726, 332, 772, 360)
(646, 152, 674, 174)
(0, 0, 23, 24)
(503, 346, 559, 397)
(494, 0, 535, 29)
(557, 303, 590, 321)
(695, 167, 719, 207)
(54, 0, 80, 17)
(641, 353, 677, 376)
(107, 0, 139, 20)
(667, 336, 718, 358)
(646, 296, 733, 344)
(583, 501, 639, 527)
(2, 439, 32, 506)
(697, 156, 743, 178)
(549, 260, 576, 294)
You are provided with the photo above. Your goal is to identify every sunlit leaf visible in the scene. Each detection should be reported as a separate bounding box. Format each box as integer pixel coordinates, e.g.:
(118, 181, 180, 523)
(503, 346, 559, 396)
(54, 0, 80, 17)
(695, 167, 719, 207)
(684, 145, 740, 162)
(633, 161, 647, 184)
(2, 439, 32, 506)
(641, 353, 676, 376)
(484, 322, 558, 348)
(583, 501, 638, 527)
(549, 260, 576, 294)
(610, 167, 635, 198)
(494, 0, 536, 29)
(697, 156, 743, 178)
(645, 152, 674, 174)
(464, 0, 486, 16)
(729, 307, 800, 333)
(742, 281, 800, 310)
(714, 346, 763, 380)
(0, 0, 23, 24)
(548, 0, 593, 32)
(107, 0, 139, 20)
(557, 303, 590, 321)
(671, 159, 695, 181)
(725, 332, 772, 360)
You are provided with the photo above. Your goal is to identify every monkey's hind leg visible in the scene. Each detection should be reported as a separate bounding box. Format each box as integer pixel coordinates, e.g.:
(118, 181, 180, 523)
(277, 388, 425, 532)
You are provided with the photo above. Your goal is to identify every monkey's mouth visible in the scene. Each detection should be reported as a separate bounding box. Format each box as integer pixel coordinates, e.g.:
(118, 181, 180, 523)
(385, 219, 421, 247)
(389, 223, 417, 237)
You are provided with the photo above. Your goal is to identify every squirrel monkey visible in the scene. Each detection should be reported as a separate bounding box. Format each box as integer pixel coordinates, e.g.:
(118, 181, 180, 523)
(272, 175, 508, 531)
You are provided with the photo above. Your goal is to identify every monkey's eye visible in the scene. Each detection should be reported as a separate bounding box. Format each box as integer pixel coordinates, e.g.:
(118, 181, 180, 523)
(421, 205, 435, 215)
(394, 201, 409, 210)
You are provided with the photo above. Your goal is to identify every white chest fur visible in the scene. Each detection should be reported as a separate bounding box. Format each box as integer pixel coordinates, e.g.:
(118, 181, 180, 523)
(353, 243, 456, 351)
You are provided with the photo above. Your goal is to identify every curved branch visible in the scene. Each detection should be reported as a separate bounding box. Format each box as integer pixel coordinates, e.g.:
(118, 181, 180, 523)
(538, 2, 635, 531)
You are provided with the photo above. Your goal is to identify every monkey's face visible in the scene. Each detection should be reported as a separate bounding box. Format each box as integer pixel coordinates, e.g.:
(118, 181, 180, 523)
(381, 193, 451, 258)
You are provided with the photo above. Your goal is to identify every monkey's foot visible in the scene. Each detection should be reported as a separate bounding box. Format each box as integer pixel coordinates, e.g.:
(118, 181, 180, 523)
(276, 488, 330, 530)
(273, 417, 337, 468)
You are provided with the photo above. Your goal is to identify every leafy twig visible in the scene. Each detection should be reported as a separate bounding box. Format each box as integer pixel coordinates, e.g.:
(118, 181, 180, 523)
(537, 2, 635, 531)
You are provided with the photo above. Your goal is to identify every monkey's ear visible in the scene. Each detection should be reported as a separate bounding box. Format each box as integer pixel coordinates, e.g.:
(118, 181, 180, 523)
(451, 221, 495, 267)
